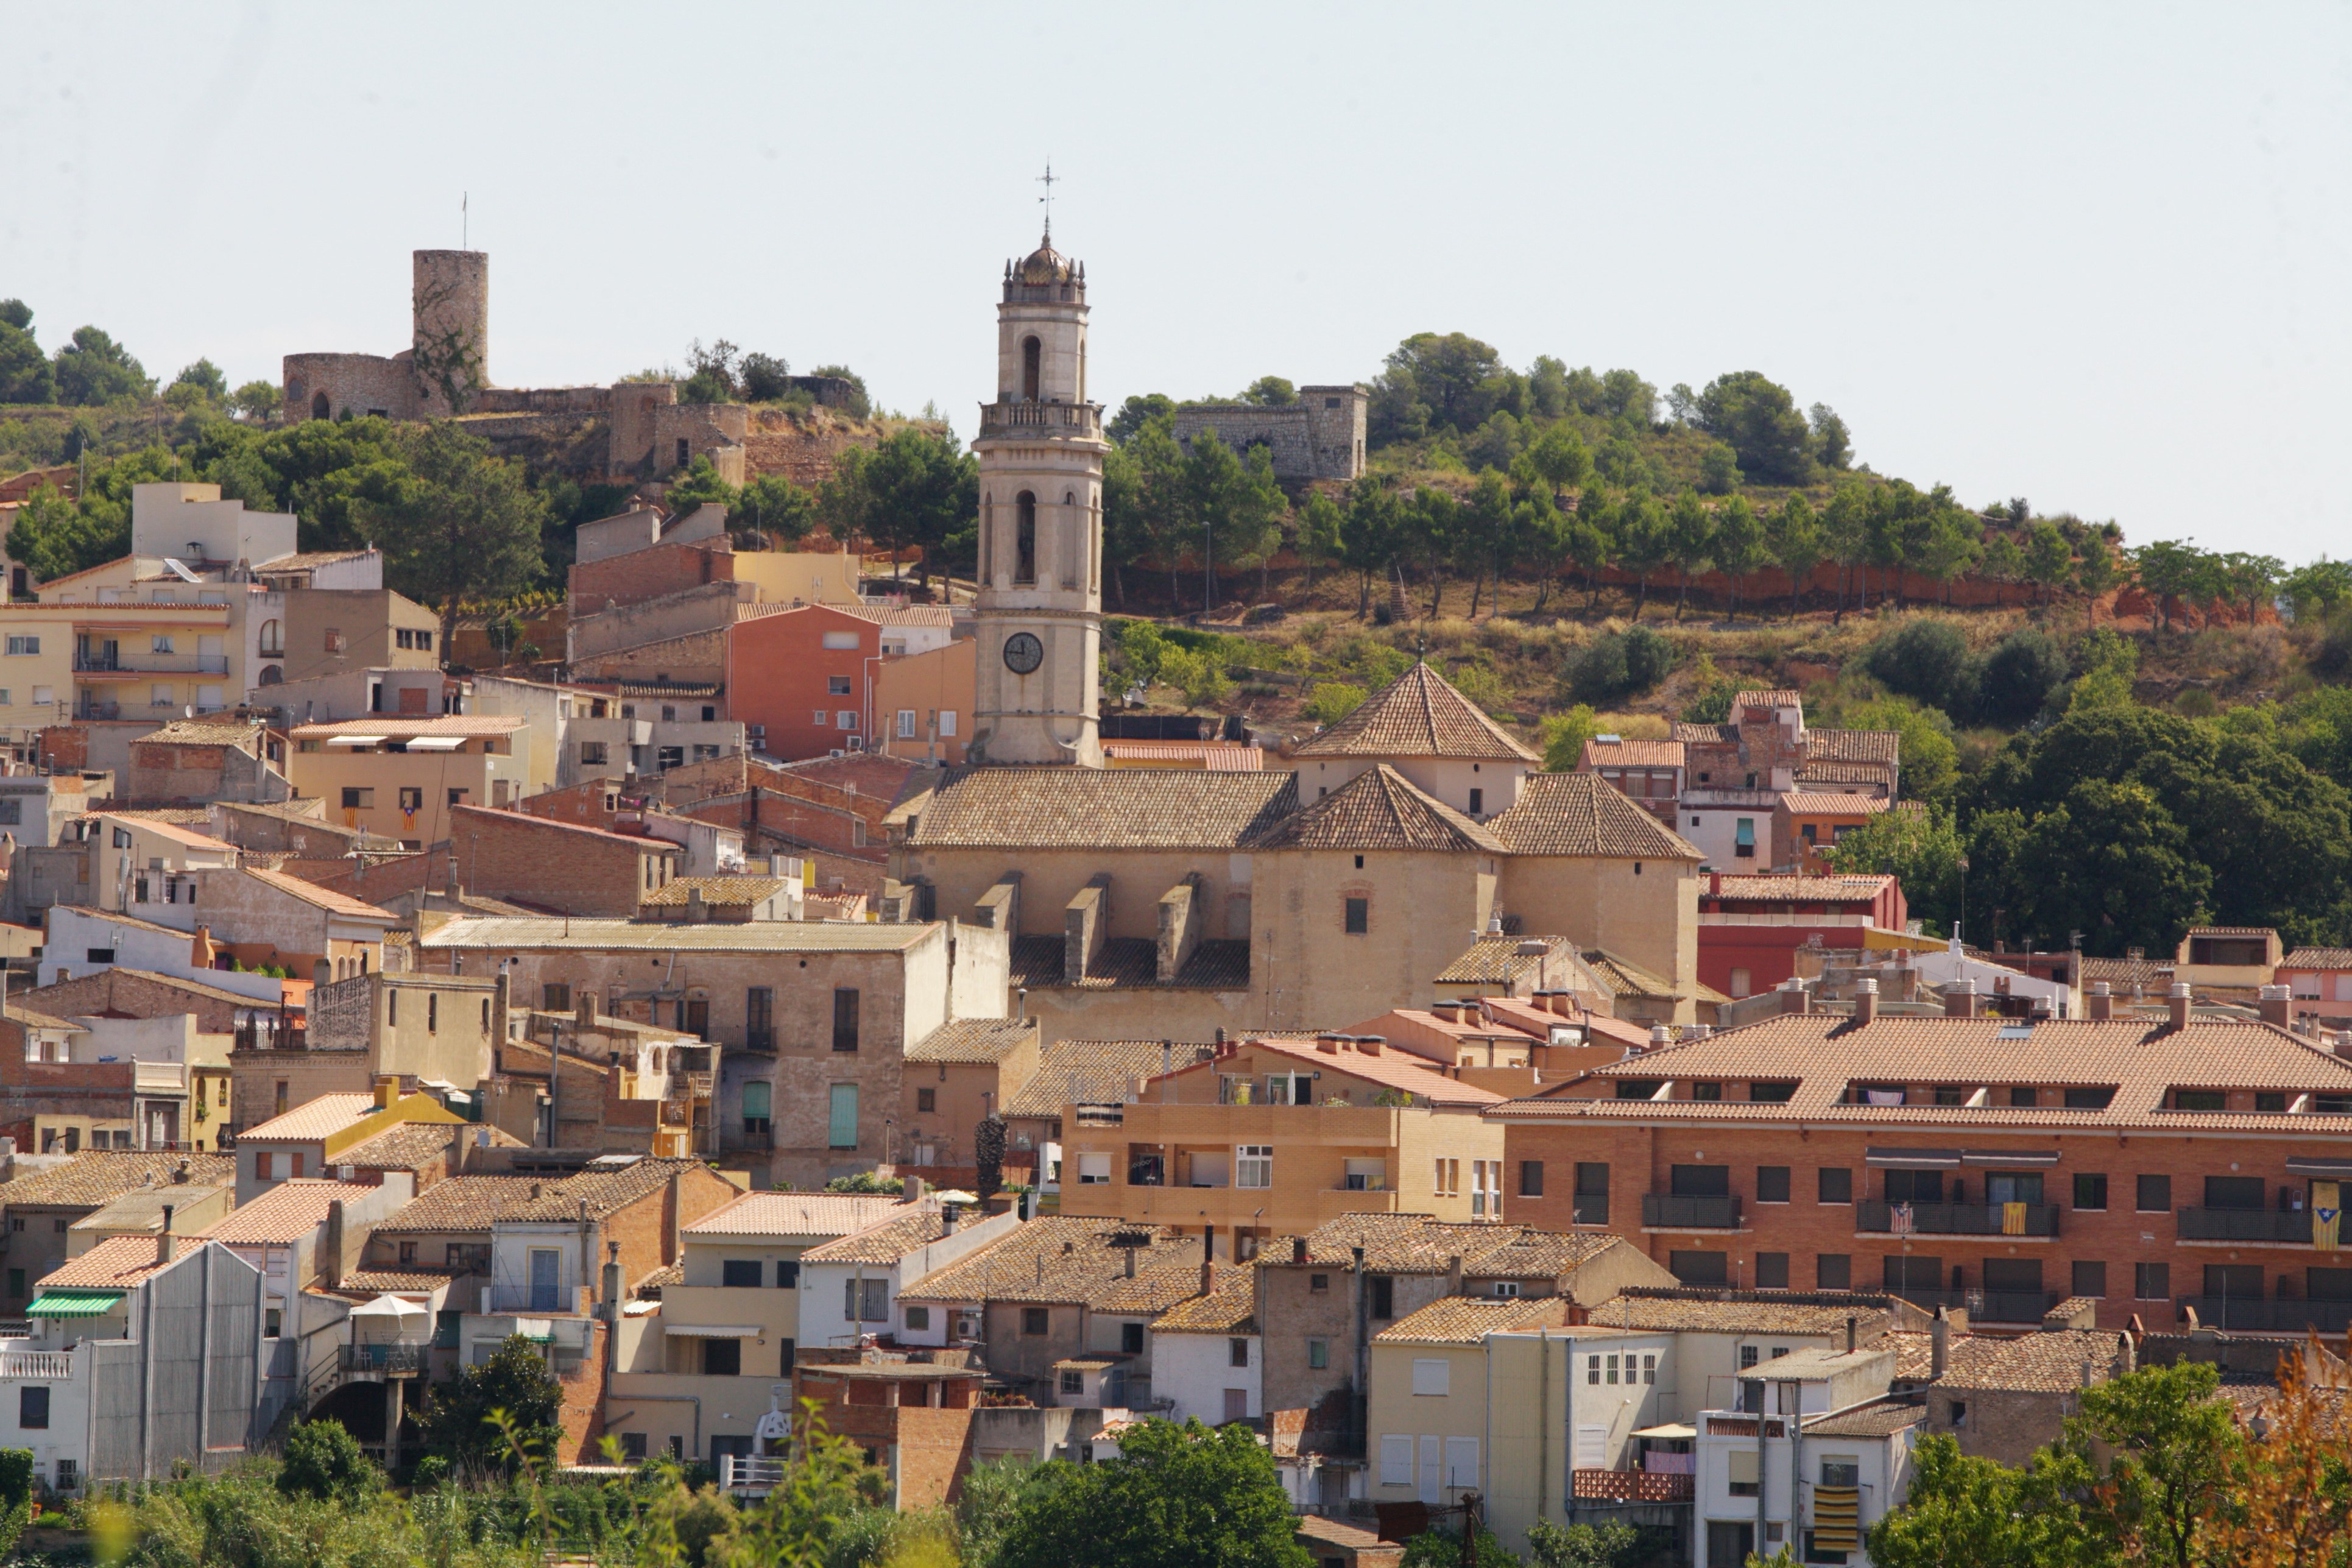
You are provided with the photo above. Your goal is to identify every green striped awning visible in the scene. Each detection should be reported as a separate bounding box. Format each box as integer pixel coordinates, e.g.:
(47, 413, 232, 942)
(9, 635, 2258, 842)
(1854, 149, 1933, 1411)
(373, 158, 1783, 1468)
(27, 1290, 124, 1318)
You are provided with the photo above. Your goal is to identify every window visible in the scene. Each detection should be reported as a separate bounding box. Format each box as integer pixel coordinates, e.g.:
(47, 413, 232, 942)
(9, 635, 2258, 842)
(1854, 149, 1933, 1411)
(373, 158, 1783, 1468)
(939, 709, 957, 737)
(1380, 1435, 1414, 1486)
(1728, 1446, 1760, 1496)
(1013, 492, 1037, 584)
(827, 676, 852, 697)
(831, 988, 860, 1051)
(426, 992, 438, 1032)
(2205, 1176, 2265, 1209)
(28, 686, 48, 705)
(1670, 1251, 1729, 1287)
(620, 1432, 648, 1462)
(852, 1278, 889, 1321)
(916, 1087, 936, 1114)
(2256, 1092, 2289, 1112)
(1369, 1276, 1394, 1319)
(1433, 1158, 1460, 1196)
(2074, 1173, 2109, 1210)
(1819, 1167, 1854, 1204)
(264, 1308, 282, 1338)
(2072, 1260, 2108, 1299)
(1467, 788, 1483, 815)
(742, 1079, 772, 1140)
(812, 709, 829, 725)
(703, 1338, 741, 1376)
(1343, 897, 1368, 934)
(1308, 1338, 1329, 1369)
(2, 1270, 15, 1299)
(747, 987, 774, 1051)
(1735, 818, 1756, 856)
(579, 741, 608, 767)
(2175, 1089, 2225, 1112)
(2065, 1086, 2116, 1109)
(1022, 1307, 1049, 1336)
(1228, 1337, 1250, 1368)
(1756, 1252, 1790, 1289)
(1757, 1166, 1791, 1203)
(2135, 1263, 2170, 1301)
(1058, 1369, 1084, 1396)
(722, 1260, 762, 1288)
(1519, 1160, 1544, 1198)
(2011, 1086, 2041, 1107)
(1670, 1164, 1730, 1197)
(1237, 1145, 1272, 1188)
(341, 787, 373, 810)
(1573, 1162, 1609, 1225)
(1118, 1321, 1143, 1354)
(18, 1388, 47, 1430)
(397, 786, 423, 814)
(1817, 1253, 1851, 1290)
(827, 1084, 858, 1148)
(1076, 1152, 1111, 1185)
(2137, 1175, 2172, 1213)
(1411, 1358, 1450, 1396)
(897, 709, 917, 740)
(4, 637, 37, 656)
(1310, 1273, 1329, 1293)
(1692, 1081, 1723, 1101)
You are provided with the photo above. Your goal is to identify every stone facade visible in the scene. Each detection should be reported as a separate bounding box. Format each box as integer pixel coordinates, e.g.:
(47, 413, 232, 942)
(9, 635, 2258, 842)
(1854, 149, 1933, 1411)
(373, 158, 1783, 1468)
(1171, 385, 1368, 482)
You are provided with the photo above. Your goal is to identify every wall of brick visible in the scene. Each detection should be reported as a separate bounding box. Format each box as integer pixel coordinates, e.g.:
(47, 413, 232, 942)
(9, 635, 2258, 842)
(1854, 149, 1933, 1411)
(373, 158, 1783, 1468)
(17, 968, 246, 1033)
(565, 629, 728, 687)
(569, 582, 747, 662)
(449, 805, 668, 917)
(570, 542, 737, 618)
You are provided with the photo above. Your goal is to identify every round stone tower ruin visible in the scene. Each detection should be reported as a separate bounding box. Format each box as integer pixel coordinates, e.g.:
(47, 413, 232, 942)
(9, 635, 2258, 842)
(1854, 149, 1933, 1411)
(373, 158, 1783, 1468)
(410, 249, 489, 416)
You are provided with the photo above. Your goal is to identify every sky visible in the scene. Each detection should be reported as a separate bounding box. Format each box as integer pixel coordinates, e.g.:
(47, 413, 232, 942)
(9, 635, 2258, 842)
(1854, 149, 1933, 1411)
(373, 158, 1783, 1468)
(2, 3, 2348, 562)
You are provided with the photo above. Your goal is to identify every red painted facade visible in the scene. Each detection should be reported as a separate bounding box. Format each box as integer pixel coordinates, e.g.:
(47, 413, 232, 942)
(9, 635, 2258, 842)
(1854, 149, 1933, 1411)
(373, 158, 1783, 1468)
(725, 605, 880, 762)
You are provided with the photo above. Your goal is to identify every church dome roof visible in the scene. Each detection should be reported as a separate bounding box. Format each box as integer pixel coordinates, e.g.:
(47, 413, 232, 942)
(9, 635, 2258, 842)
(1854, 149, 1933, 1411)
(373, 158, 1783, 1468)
(1018, 236, 1074, 286)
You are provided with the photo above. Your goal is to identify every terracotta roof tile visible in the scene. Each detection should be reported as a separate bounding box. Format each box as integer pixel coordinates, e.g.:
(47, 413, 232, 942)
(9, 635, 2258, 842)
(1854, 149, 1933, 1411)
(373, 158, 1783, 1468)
(372, 1176, 546, 1235)
(1795, 760, 1893, 785)
(1271, 1216, 1614, 1276)
(1291, 662, 1539, 762)
(241, 865, 397, 922)
(1882, 1329, 2004, 1384)
(338, 1268, 459, 1293)
(909, 769, 1298, 850)
(1433, 934, 1573, 987)
(1935, 1329, 2125, 1393)
(1376, 1294, 1576, 1344)
(1733, 690, 1804, 710)
(902, 1217, 1201, 1307)
(1151, 1263, 1261, 1333)
(1252, 765, 1505, 853)
(292, 716, 524, 738)
(1486, 773, 1701, 860)
(93, 813, 238, 852)
(0, 1151, 236, 1210)
(19, 969, 261, 1012)
(1779, 793, 1887, 816)
(333, 1122, 475, 1171)
(421, 917, 927, 955)
(200, 1179, 365, 1243)
(2286, 948, 2352, 970)
(1580, 947, 1699, 1002)
(36, 1233, 178, 1290)
(2185, 926, 2277, 939)
(498, 1157, 713, 1223)
(1185, 1036, 1502, 1108)
(1580, 1291, 1912, 1335)
(1489, 1014, 2352, 1133)
(238, 1093, 381, 1142)
(1580, 737, 1686, 769)
(1003, 1039, 1217, 1120)
(800, 1205, 952, 1263)
(1804, 1398, 1927, 1438)
(1100, 740, 1266, 771)
(905, 1018, 1037, 1065)
(1707, 874, 1895, 903)
(133, 717, 266, 749)
(1808, 728, 1902, 764)
(639, 876, 791, 908)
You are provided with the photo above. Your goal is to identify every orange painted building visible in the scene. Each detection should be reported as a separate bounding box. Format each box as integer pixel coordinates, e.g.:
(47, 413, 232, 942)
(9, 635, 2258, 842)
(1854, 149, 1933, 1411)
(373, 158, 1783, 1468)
(874, 639, 975, 766)
(726, 604, 881, 761)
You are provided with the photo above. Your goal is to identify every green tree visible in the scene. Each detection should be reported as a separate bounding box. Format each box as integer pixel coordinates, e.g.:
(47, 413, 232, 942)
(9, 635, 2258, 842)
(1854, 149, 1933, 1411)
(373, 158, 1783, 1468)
(2220, 551, 2285, 627)
(1570, 626, 1673, 704)
(992, 1419, 1313, 1568)
(2068, 627, 2139, 712)
(2018, 779, 2213, 954)
(1240, 375, 1296, 406)
(229, 378, 282, 422)
(738, 350, 793, 401)
(1304, 682, 1369, 726)
(1917, 508, 1981, 606)
(1614, 492, 1672, 620)
(1826, 803, 1966, 933)
(2067, 1359, 2241, 1568)
(1563, 487, 1615, 613)
(1461, 468, 1513, 616)
(1673, 370, 1816, 484)
(1712, 495, 1767, 619)
(171, 358, 229, 401)
(0, 303, 52, 404)
(2133, 539, 2206, 634)
(821, 427, 978, 588)
(1823, 479, 1869, 617)
(1526, 1517, 1643, 1568)
(734, 473, 818, 549)
(1539, 703, 1603, 772)
(1369, 331, 1513, 443)
(1866, 1434, 2106, 1568)
(359, 422, 547, 648)
(805, 364, 871, 418)
(418, 1333, 564, 1467)
(1866, 621, 1977, 717)
(1401, 1524, 1519, 1568)
(1107, 392, 1175, 445)
(1665, 491, 1716, 622)
(1297, 490, 1344, 598)
(665, 454, 738, 519)
(5, 482, 123, 582)
(1979, 531, 2025, 607)
(1808, 402, 1852, 470)
(279, 1419, 381, 1507)
(1697, 442, 1742, 495)
(2281, 557, 2352, 623)
(52, 324, 154, 404)
(1767, 493, 1823, 620)
(1977, 628, 2068, 725)
(0, 1449, 32, 1564)
(1406, 485, 1461, 618)
(2022, 521, 2073, 606)
(1847, 695, 1960, 803)
(1517, 422, 1592, 496)
(2072, 537, 2118, 626)
(1178, 430, 1285, 610)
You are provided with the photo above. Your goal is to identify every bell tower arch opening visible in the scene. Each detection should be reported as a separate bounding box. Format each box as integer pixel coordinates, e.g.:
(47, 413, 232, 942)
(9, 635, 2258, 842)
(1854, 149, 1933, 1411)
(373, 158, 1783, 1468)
(1022, 337, 1042, 402)
(1014, 493, 1037, 585)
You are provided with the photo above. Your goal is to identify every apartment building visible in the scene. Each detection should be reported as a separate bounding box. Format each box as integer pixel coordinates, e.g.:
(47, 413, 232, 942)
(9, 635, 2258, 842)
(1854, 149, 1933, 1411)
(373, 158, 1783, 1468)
(0, 1151, 237, 1310)
(1054, 1034, 1508, 1257)
(1492, 985, 2352, 1332)
(872, 640, 973, 766)
(447, 805, 683, 917)
(287, 715, 528, 845)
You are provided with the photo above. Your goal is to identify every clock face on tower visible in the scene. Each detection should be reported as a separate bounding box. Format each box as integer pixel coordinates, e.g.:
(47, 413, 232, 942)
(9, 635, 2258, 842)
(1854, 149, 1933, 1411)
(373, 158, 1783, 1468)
(1002, 632, 1045, 674)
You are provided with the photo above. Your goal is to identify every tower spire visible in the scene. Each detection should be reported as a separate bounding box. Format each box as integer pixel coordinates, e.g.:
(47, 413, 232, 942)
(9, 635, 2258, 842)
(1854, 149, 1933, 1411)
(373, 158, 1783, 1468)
(1037, 161, 1058, 241)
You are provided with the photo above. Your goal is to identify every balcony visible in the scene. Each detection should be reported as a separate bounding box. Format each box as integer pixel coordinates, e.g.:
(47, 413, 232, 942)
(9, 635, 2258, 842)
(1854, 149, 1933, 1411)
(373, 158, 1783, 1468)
(742, 1029, 775, 1054)
(0, 1350, 72, 1380)
(1858, 1201, 2061, 1238)
(2181, 1296, 2352, 1333)
(340, 1343, 426, 1377)
(1642, 1194, 1742, 1230)
(1885, 1287, 2061, 1324)
(975, 400, 1103, 441)
(74, 651, 229, 676)
(2177, 1207, 2315, 1243)
(1570, 1471, 1692, 1504)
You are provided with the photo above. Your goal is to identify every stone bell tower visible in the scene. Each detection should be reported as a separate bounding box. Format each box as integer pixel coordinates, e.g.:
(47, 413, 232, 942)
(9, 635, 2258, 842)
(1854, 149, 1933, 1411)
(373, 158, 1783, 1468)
(966, 228, 1106, 768)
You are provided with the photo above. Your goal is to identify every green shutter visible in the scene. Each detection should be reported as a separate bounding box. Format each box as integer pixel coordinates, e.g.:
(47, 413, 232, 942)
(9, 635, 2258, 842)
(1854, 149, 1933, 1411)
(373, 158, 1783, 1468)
(742, 1081, 771, 1120)
(828, 1084, 858, 1149)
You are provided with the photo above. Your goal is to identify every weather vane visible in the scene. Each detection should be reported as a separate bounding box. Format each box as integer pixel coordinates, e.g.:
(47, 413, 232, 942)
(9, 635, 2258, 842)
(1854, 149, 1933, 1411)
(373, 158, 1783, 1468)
(1037, 161, 1057, 239)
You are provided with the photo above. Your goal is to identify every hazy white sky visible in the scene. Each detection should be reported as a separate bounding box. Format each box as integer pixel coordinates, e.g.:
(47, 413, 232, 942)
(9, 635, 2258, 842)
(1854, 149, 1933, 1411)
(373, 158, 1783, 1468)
(3, 3, 2347, 560)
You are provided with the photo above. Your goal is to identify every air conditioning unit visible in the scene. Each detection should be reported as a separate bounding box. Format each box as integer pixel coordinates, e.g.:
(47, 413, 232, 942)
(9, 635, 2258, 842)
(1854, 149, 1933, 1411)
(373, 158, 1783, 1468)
(746, 724, 766, 741)
(828, 749, 846, 759)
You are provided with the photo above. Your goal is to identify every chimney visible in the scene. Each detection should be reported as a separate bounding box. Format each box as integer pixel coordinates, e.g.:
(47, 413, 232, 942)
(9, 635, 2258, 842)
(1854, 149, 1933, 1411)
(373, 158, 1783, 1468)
(323, 1199, 344, 1289)
(1942, 980, 1976, 1019)
(1292, 1236, 1308, 1264)
(1845, 1315, 1857, 1354)
(1853, 977, 1879, 1026)
(904, 1175, 926, 1205)
(601, 1241, 624, 1323)
(172, 1159, 190, 1185)
(1201, 1259, 1218, 1296)
(2259, 984, 2291, 1028)
(941, 1202, 959, 1234)
(2087, 981, 2114, 1022)
(157, 1205, 177, 1265)
(1357, 1037, 1383, 1056)
(1778, 978, 1809, 1016)
(1930, 1307, 1949, 1380)
(2167, 981, 2192, 1032)
(686, 887, 708, 923)
(373, 1075, 397, 1110)
(1445, 1254, 1464, 1296)
(1647, 1025, 1672, 1050)
(577, 992, 599, 1029)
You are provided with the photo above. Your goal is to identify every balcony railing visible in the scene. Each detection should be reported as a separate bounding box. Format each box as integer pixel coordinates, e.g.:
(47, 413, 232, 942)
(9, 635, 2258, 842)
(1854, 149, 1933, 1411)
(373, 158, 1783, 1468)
(74, 652, 229, 675)
(742, 1029, 775, 1054)
(340, 1343, 426, 1375)
(976, 400, 1103, 440)
(1858, 1201, 2061, 1238)
(1885, 1287, 2061, 1323)
(1642, 1193, 1742, 1229)
(2177, 1207, 2315, 1243)
(0, 1351, 72, 1379)
(2181, 1296, 2352, 1333)
(1570, 1471, 1693, 1504)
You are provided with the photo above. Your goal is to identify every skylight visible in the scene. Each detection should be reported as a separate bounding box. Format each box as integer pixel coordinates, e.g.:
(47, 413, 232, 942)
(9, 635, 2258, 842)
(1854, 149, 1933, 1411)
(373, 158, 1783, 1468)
(1996, 1023, 2034, 1040)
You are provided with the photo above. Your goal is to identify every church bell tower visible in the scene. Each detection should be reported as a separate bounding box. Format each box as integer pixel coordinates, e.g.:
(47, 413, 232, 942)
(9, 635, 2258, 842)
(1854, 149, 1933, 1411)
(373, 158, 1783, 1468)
(966, 226, 1106, 768)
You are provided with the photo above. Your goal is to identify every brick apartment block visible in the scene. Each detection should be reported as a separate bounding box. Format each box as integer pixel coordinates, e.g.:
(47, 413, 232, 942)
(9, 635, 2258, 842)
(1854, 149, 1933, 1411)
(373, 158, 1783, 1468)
(448, 805, 682, 917)
(1492, 984, 2352, 1334)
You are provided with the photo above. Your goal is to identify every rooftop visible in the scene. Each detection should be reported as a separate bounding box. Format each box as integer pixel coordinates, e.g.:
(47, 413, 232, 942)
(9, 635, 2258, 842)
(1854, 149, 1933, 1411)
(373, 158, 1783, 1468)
(1706, 874, 1896, 902)
(1803, 1398, 1928, 1438)
(1486, 772, 1701, 860)
(91, 813, 238, 853)
(683, 1192, 905, 1240)
(1935, 1329, 2127, 1394)
(241, 865, 398, 922)
(901, 1216, 1201, 1307)
(237, 1092, 386, 1142)
(1580, 1290, 1912, 1336)
(1489, 1014, 2352, 1133)
(291, 715, 525, 739)
(1290, 662, 1540, 763)
(132, 717, 267, 749)
(798, 1204, 955, 1265)
(2284, 947, 2352, 970)
(35, 1233, 182, 1290)
(1002, 1039, 1217, 1119)
(0, 1151, 236, 1210)
(905, 1017, 1037, 1065)
(1176, 1036, 1502, 1109)
(499, 1157, 716, 1223)
(1249, 765, 1505, 854)
(1779, 792, 1888, 816)
(418, 916, 931, 954)
(1151, 1263, 1260, 1334)
(1376, 1294, 1577, 1345)
(372, 1176, 545, 1235)
(1099, 740, 1266, 771)
(639, 876, 792, 909)
(1269, 1215, 1620, 1276)
(1580, 736, 1687, 769)
(908, 768, 1298, 850)
(200, 1179, 365, 1244)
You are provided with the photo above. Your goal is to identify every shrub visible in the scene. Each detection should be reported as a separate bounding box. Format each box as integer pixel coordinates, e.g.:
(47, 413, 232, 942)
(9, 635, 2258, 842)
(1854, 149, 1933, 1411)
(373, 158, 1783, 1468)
(1976, 627, 2068, 724)
(1569, 626, 1673, 703)
(824, 1171, 904, 1195)
(1302, 682, 1368, 726)
(1539, 705, 1601, 772)
(1865, 620, 1976, 715)
(278, 1420, 379, 1507)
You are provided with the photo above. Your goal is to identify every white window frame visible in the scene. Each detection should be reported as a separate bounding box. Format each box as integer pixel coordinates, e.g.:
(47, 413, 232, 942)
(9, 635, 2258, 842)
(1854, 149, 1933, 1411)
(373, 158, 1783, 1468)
(1236, 1145, 1273, 1190)
(939, 710, 958, 738)
(897, 709, 917, 739)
